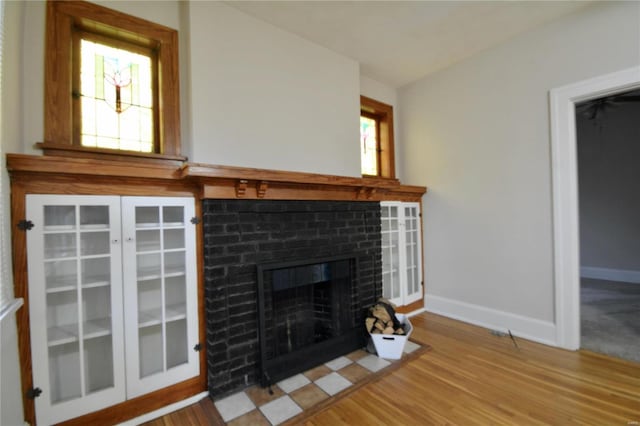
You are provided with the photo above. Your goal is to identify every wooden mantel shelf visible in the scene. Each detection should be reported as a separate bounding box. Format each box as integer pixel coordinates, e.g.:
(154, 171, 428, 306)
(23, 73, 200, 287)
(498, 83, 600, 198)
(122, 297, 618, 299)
(6, 154, 426, 202)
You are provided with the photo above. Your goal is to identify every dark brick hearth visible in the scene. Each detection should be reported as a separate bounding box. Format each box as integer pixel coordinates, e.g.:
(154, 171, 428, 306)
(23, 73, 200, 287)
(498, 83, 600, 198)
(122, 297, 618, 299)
(203, 200, 382, 398)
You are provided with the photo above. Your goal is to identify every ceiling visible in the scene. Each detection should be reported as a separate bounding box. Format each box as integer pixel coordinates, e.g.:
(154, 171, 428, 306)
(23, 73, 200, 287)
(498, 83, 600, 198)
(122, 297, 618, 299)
(225, 1, 594, 88)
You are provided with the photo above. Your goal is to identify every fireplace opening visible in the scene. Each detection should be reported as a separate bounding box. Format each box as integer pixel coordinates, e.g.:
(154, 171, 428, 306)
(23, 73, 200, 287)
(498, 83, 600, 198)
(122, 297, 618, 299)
(257, 255, 363, 387)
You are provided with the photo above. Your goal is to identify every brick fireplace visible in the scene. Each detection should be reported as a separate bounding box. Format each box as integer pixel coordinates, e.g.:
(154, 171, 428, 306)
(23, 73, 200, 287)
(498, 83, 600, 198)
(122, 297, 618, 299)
(203, 200, 382, 398)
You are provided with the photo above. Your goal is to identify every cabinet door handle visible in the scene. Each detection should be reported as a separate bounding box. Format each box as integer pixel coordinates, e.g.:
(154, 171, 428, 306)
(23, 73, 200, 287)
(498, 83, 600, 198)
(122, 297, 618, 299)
(112, 239, 119, 244)
(126, 237, 134, 242)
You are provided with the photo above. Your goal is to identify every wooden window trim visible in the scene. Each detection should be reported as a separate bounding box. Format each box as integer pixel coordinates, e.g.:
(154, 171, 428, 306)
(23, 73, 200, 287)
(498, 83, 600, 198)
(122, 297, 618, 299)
(360, 95, 395, 179)
(44, 0, 183, 161)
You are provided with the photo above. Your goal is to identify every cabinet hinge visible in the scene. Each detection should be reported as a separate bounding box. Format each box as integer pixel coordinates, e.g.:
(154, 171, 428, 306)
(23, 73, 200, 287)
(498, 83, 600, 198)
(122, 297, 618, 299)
(26, 387, 42, 399)
(17, 220, 34, 231)
(193, 343, 202, 352)
(190, 217, 201, 225)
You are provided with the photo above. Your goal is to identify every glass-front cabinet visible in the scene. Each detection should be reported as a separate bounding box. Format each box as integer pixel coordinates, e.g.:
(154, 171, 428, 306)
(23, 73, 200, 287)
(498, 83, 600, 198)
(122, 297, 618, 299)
(380, 202, 423, 307)
(26, 195, 198, 425)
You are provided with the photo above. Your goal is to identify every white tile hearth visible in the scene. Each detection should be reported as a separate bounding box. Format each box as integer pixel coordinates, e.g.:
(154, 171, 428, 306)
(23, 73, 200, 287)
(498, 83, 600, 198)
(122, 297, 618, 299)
(325, 356, 352, 371)
(357, 354, 391, 372)
(276, 373, 311, 394)
(212, 344, 426, 425)
(404, 340, 421, 354)
(259, 395, 303, 425)
(314, 372, 352, 396)
(214, 391, 256, 422)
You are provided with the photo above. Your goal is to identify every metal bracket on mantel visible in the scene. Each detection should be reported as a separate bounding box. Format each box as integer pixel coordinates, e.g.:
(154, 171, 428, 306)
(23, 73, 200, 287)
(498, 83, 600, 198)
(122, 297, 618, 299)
(236, 179, 248, 198)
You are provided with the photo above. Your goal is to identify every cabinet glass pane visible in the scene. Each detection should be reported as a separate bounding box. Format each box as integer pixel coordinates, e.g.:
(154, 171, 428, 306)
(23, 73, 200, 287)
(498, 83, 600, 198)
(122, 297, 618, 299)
(166, 275, 186, 318)
(166, 319, 187, 369)
(163, 228, 185, 250)
(136, 207, 160, 227)
(80, 231, 110, 256)
(163, 206, 184, 226)
(138, 279, 162, 327)
(382, 272, 392, 299)
(47, 292, 79, 346)
(81, 257, 110, 286)
(137, 253, 161, 280)
(82, 286, 111, 338)
(80, 205, 109, 229)
(44, 206, 76, 230)
(84, 336, 114, 394)
(45, 233, 77, 259)
(45, 259, 78, 291)
(139, 325, 163, 377)
(136, 229, 161, 252)
(49, 342, 81, 403)
(165, 251, 185, 276)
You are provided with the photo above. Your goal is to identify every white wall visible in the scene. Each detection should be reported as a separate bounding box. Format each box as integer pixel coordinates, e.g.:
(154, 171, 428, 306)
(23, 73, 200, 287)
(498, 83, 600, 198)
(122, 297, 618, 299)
(188, 2, 360, 177)
(1, 1, 25, 424)
(577, 100, 640, 277)
(400, 1, 640, 341)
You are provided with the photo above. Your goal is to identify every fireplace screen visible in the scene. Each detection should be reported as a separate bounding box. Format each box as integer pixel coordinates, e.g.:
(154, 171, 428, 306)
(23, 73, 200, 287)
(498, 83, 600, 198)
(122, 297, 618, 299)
(257, 256, 362, 387)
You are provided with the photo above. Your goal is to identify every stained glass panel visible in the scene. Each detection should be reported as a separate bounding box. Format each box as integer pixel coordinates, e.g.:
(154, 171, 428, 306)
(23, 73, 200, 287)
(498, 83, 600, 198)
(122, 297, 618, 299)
(360, 116, 378, 176)
(80, 39, 154, 152)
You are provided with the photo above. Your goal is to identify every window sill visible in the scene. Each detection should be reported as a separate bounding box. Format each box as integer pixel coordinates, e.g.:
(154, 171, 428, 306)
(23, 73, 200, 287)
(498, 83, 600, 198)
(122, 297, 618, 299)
(0, 298, 24, 323)
(36, 143, 187, 166)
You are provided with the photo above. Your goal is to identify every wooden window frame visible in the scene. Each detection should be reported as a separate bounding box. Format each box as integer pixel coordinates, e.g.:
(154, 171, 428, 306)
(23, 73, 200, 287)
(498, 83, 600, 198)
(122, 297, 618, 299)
(44, 0, 183, 161)
(360, 95, 395, 179)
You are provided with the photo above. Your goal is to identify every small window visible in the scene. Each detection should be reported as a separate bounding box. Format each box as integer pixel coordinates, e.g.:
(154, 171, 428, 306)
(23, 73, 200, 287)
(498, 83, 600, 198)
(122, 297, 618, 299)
(360, 114, 379, 176)
(44, 1, 182, 160)
(360, 96, 395, 178)
(77, 38, 156, 152)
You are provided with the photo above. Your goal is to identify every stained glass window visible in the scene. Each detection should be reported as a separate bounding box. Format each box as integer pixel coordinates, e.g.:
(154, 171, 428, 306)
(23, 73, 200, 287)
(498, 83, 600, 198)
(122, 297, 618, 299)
(360, 115, 378, 176)
(80, 39, 154, 153)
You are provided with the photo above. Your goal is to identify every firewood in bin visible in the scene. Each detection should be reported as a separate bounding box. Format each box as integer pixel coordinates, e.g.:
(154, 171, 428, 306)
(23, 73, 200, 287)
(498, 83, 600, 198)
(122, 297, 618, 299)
(376, 298, 401, 329)
(365, 297, 406, 336)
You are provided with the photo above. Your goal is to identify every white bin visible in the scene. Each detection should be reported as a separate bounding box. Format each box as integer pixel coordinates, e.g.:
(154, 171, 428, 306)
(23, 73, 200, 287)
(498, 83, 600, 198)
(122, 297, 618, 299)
(370, 314, 413, 360)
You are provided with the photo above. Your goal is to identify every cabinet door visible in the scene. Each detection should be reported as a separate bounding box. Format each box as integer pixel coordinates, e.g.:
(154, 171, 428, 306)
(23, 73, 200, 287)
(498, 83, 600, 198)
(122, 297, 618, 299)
(402, 203, 423, 305)
(121, 197, 199, 398)
(380, 202, 423, 307)
(26, 195, 126, 425)
(381, 203, 402, 306)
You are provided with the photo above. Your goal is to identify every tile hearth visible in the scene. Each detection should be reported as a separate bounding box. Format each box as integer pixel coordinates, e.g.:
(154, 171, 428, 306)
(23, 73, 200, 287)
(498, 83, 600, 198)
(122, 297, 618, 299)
(214, 342, 421, 425)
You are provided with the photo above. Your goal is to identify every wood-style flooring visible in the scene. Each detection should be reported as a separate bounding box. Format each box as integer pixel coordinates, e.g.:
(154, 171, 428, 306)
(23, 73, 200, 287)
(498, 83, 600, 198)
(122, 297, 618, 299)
(144, 312, 640, 425)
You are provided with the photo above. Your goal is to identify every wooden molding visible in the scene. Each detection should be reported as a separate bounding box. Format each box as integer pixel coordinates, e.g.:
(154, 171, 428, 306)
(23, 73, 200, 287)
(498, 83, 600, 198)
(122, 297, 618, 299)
(7, 155, 427, 202)
(36, 142, 187, 165)
(236, 179, 249, 198)
(45, 0, 181, 156)
(361, 95, 395, 179)
(257, 181, 269, 198)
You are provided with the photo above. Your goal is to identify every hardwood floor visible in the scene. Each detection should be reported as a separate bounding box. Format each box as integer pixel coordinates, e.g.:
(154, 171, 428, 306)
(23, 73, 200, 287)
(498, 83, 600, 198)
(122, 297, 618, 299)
(144, 312, 640, 425)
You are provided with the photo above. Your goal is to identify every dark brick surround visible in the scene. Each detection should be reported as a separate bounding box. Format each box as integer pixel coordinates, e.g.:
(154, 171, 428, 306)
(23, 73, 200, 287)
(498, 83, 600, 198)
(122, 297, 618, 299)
(203, 200, 382, 398)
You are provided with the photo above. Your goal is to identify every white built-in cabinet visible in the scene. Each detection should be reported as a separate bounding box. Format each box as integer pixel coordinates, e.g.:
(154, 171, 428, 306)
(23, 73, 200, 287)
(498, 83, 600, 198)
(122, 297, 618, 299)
(26, 195, 199, 425)
(380, 202, 423, 307)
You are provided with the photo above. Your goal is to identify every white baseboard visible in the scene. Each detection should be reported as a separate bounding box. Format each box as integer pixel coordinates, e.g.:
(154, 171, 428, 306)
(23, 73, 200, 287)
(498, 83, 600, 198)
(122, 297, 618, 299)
(424, 295, 557, 347)
(405, 307, 426, 318)
(580, 266, 640, 284)
(116, 391, 209, 426)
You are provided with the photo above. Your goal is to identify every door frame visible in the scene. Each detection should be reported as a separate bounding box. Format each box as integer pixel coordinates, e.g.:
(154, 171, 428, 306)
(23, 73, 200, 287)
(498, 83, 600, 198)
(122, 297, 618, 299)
(550, 66, 640, 350)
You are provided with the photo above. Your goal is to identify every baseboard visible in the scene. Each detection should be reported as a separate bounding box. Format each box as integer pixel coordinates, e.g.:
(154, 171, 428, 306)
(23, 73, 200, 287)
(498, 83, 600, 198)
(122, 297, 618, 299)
(116, 391, 209, 426)
(405, 307, 426, 318)
(580, 266, 640, 284)
(424, 295, 557, 347)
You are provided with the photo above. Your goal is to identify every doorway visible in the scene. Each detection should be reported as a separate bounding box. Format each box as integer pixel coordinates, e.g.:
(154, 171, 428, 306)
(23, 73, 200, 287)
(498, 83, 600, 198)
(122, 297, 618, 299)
(575, 90, 640, 362)
(549, 66, 640, 350)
